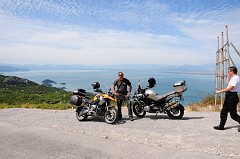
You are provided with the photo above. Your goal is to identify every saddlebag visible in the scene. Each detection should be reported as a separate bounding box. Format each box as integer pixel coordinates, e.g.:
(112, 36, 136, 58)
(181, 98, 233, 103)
(69, 95, 82, 106)
(173, 80, 187, 92)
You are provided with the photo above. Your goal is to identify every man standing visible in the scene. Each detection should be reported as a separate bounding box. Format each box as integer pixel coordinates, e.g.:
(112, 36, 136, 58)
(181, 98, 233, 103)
(112, 72, 134, 121)
(215, 66, 240, 130)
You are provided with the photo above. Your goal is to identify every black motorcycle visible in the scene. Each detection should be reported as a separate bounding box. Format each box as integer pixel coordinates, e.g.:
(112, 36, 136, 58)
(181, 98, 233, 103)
(132, 78, 186, 119)
(69, 82, 118, 124)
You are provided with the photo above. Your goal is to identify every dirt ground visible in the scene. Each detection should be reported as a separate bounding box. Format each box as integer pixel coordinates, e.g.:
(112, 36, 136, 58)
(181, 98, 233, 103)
(0, 108, 239, 159)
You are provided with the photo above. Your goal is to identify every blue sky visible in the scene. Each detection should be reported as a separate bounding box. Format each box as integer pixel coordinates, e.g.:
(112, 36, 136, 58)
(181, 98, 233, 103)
(0, 0, 240, 65)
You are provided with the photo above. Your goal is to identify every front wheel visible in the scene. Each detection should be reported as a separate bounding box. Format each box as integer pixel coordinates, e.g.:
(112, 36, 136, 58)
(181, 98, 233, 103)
(76, 106, 88, 121)
(133, 102, 146, 118)
(104, 107, 118, 124)
(167, 104, 184, 119)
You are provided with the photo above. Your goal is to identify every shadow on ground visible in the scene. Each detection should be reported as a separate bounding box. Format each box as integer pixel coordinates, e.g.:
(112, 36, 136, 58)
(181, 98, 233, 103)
(135, 114, 205, 121)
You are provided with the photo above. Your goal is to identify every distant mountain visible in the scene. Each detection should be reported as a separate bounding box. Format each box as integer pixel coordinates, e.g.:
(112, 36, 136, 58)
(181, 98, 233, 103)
(0, 64, 95, 72)
(158, 64, 215, 73)
(0, 65, 29, 72)
(96, 64, 162, 70)
(6, 64, 95, 70)
(0, 63, 216, 74)
(95, 63, 215, 73)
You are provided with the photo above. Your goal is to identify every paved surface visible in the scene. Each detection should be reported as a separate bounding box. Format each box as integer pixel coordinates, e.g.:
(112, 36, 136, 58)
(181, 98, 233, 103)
(0, 108, 239, 159)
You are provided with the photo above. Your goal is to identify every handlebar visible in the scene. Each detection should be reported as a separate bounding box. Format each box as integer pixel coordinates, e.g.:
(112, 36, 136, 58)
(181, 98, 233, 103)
(94, 88, 103, 93)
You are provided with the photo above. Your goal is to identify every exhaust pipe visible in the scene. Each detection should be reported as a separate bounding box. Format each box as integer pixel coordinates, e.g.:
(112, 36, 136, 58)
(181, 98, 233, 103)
(165, 100, 179, 110)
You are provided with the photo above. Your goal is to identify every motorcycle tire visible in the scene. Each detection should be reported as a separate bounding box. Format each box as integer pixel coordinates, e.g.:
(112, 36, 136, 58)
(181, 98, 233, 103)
(166, 104, 184, 119)
(133, 102, 146, 118)
(104, 107, 118, 124)
(76, 107, 88, 121)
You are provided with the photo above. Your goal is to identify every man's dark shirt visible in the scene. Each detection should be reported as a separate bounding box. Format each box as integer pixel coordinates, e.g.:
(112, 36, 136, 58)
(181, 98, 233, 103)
(113, 78, 131, 95)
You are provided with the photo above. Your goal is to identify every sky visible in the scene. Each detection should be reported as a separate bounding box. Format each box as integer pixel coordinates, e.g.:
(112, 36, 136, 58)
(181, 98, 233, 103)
(0, 0, 240, 66)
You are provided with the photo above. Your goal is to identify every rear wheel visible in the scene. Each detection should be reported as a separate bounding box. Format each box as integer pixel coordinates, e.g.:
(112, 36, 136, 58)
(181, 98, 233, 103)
(76, 107, 88, 121)
(104, 107, 118, 124)
(167, 104, 184, 119)
(133, 102, 146, 118)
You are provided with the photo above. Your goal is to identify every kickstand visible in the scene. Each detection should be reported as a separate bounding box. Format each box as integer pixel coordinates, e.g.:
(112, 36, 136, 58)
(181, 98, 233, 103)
(154, 111, 159, 120)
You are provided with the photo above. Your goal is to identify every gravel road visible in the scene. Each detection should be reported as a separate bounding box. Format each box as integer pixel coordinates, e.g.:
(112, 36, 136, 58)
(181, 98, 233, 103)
(0, 108, 239, 159)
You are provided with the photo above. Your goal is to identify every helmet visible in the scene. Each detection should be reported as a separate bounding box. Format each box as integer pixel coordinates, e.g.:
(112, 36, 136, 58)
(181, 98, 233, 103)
(145, 89, 156, 99)
(148, 78, 156, 88)
(91, 82, 100, 89)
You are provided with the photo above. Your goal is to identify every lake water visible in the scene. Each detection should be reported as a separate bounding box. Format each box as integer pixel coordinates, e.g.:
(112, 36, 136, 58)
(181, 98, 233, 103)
(3, 69, 215, 105)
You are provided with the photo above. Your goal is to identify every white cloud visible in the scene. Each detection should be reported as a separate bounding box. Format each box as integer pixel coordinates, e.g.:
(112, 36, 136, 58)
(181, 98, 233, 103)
(0, 15, 225, 65)
(172, 7, 240, 52)
(0, 0, 240, 66)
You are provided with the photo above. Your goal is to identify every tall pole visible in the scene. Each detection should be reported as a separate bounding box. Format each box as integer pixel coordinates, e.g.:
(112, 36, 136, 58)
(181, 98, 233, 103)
(215, 36, 220, 106)
(221, 32, 224, 107)
(226, 26, 230, 69)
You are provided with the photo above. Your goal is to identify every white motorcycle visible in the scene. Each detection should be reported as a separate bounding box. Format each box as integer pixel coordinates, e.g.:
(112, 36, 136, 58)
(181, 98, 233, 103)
(132, 78, 187, 119)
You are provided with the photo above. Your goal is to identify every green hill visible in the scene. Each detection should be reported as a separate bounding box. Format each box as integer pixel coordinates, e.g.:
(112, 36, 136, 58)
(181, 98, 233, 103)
(0, 74, 72, 109)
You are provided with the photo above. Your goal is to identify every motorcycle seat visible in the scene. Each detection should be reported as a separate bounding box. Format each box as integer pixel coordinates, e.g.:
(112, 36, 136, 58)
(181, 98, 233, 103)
(152, 91, 175, 102)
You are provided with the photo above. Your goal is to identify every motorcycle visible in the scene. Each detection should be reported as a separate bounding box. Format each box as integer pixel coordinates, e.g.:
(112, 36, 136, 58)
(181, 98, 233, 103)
(132, 78, 187, 119)
(69, 82, 118, 124)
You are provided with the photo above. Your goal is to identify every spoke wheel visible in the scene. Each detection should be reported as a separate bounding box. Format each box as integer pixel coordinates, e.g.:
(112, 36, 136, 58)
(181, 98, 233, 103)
(76, 107, 88, 121)
(167, 104, 184, 119)
(133, 102, 146, 118)
(105, 107, 118, 124)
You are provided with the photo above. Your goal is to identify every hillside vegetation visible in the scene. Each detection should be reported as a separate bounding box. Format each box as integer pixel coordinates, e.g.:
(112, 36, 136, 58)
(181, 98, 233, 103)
(0, 74, 72, 109)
